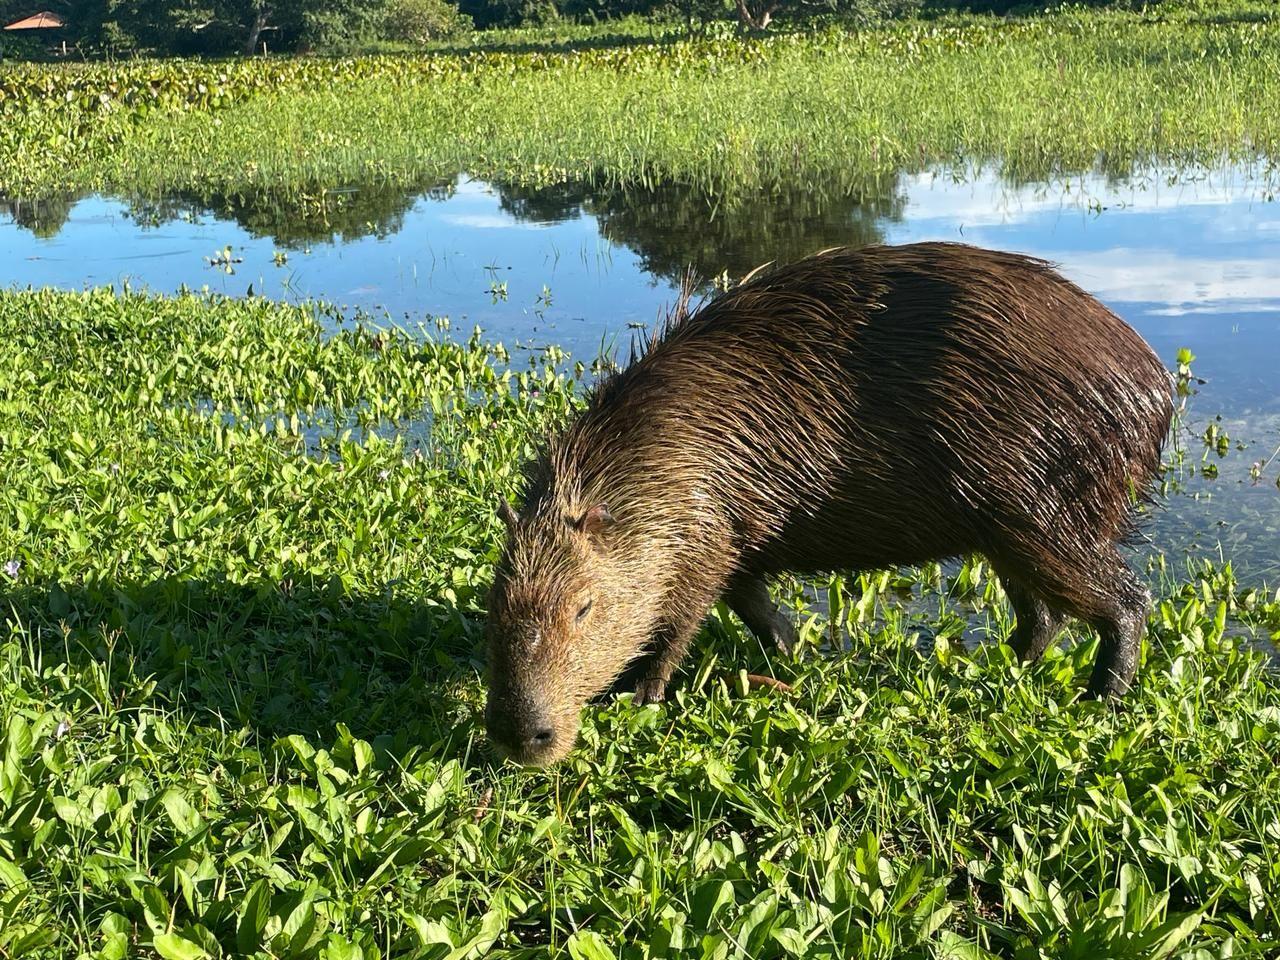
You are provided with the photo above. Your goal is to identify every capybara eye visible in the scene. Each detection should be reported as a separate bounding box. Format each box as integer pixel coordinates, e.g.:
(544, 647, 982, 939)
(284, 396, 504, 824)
(576, 600, 594, 623)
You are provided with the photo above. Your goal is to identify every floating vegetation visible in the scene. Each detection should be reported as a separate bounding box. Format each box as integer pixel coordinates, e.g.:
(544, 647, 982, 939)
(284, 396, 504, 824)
(204, 245, 244, 272)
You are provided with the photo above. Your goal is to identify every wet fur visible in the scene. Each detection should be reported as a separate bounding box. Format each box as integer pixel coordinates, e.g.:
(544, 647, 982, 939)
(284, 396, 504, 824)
(487, 242, 1174, 763)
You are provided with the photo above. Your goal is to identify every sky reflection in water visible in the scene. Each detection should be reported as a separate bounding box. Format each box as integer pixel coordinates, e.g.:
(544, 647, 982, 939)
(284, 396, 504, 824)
(2, 166, 1278, 576)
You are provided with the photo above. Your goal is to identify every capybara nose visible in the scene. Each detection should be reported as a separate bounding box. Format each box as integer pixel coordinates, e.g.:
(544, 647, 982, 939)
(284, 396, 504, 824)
(520, 725, 557, 760)
(508, 714, 557, 761)
(528, 726, 554, 749)
(486, 699, 558, 763)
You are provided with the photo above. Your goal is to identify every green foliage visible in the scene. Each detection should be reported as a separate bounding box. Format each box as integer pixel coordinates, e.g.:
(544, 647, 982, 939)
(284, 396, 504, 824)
(384, 0, 475, 41)
(0, 287, 1278, 956)
(0, 32, 45, 61)
(2, 7, 1279, 200)
(459, 0, 562, 28)
(0, 0, 471, 56)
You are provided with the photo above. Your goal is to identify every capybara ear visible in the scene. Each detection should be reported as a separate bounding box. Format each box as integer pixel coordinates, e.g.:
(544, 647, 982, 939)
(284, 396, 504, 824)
(575, 504, 614, 537)
(498, 499, 519, 531)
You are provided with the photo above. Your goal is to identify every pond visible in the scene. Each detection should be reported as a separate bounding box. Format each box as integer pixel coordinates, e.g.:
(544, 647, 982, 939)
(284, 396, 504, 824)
(3, 165, 1278, 579)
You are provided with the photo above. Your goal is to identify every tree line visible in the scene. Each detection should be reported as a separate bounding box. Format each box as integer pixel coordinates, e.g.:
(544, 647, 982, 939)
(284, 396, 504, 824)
(0, 0, 472, 54)
(0, 0, 1124, 56)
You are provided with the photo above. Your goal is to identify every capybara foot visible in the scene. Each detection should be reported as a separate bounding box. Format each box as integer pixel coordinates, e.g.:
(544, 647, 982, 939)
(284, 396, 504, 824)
(1082, 676, 1133, 702)
(772, 619, 798, 656)
(727, 576, 798, 655)
(633, 677, 668, 705)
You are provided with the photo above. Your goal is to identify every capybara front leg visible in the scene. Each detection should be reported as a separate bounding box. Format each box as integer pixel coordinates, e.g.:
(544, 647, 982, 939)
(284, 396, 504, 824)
(726, 575, 798, 655)
(632, 609, 711, 706)
(632, 618, 700, 706)
(632, 674, 670, 706)
(632, 574, 738, 705)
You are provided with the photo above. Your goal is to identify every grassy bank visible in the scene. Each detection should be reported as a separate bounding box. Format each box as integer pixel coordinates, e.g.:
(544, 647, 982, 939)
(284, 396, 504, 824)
(3, 5, 1280, 202)
(1, 288, 1278, 957)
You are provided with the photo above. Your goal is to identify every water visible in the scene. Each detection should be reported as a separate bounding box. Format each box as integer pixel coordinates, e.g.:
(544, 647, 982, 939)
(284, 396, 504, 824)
(3, 166, 1278, 578)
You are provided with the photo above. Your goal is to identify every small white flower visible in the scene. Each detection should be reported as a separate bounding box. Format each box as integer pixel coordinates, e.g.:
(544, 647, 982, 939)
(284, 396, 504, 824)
(54, 719, 72, 740)
(378, 469, 390, 481)
(3, 559, 19, 580)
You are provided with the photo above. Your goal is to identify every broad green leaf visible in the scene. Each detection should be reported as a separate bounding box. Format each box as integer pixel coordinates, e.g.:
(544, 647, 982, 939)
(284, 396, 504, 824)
(153, 932, 210, 960)
(0, 857, 27, 890)
(159, 788, 201, 836)
(566, 930, 615, 960)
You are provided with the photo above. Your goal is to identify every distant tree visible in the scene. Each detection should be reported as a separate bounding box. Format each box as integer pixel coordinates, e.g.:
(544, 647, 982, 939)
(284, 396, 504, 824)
(727, 0, 925, 31)
(0, 0, 29, 24)
(458, 0, 560, 28)
(240, 0, 276, 52)
(670, 0, 730, 30)
(383, 0, 472, 42)
(731, 0, 776, 29)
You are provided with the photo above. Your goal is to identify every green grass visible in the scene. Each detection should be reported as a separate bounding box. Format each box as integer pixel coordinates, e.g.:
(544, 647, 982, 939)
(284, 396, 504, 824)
(3, 5, 1280, 202)
(1, 287, 1279, 957)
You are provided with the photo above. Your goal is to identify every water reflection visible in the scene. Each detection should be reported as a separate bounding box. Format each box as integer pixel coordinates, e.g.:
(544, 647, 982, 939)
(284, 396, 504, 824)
(0, 196, 76, 239)
(1, 166, 1277, 574)
(0, 175, 912, 352)
(127, 177, 461, 249)
(499, 176, 905, 282)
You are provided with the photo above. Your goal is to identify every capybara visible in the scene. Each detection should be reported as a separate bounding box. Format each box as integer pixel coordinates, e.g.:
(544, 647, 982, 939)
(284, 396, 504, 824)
(485, 242, 1174, 766)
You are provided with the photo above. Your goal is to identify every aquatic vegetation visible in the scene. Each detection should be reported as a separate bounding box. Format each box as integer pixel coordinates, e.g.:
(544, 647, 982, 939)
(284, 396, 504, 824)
(0, 288, 1278, 956)
(3, 6, 1280, 200)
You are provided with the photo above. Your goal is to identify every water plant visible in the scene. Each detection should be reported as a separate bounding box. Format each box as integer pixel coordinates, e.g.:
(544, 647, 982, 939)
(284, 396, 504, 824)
(3, 5, 1280, 202)
(0, 287, 1277, 957)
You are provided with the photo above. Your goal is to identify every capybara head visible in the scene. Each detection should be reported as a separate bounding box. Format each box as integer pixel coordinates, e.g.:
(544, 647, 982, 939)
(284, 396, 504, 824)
(485, 497, 646, 765)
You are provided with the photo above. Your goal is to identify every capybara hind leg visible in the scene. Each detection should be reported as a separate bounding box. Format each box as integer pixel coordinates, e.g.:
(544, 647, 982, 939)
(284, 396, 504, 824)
(1086, 589, 1149, 699)
(1082, 561, 1150, 699)
(726, 575, 798, 655)
(1000, 577, 1065, 663)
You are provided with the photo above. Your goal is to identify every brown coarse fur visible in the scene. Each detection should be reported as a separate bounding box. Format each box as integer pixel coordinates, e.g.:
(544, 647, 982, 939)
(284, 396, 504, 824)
(485, 241, 1174, 766)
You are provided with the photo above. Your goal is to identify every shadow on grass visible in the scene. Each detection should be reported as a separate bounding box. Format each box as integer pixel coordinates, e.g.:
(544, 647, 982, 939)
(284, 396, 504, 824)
(1, 572, 489, 757)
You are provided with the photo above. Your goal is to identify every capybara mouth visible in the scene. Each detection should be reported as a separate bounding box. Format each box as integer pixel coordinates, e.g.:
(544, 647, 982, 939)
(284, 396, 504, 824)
(488, 729, 576, 767)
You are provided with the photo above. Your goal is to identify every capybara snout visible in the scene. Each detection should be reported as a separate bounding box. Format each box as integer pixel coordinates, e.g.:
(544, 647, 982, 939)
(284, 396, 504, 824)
(483, 687, 561, 765)
(486, 242, 1174, 765)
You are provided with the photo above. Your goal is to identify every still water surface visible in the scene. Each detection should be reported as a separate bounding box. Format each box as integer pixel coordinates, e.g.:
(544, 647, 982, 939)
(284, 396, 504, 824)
(3, 166, 1278, 578)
